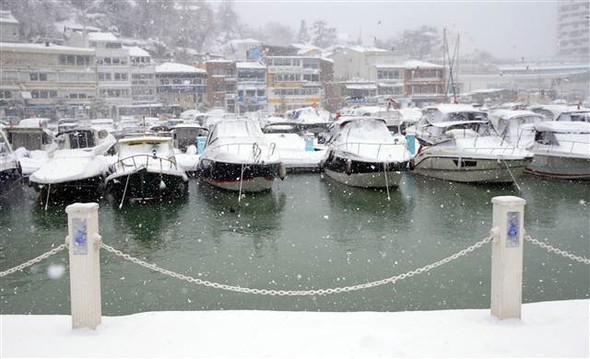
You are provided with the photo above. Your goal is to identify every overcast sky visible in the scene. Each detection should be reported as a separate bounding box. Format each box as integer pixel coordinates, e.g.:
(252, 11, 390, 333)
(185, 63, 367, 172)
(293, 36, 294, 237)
(232, 0, 559, 59)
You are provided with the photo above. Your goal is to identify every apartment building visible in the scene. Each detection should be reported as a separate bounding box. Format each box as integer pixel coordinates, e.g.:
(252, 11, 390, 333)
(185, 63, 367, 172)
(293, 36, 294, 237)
(402, 61, 445, 105)
(330, 46, 398, 81)
(88, 32, 133, 108)
(236, 62, 267, 113)
(265, 56, 325, 113)
(0, 42, 96, 119)
(557, 1, 589, 59)
(155, 62, 207, 109)
(204, 60, 236, 112)
(128, 46, 157, 104)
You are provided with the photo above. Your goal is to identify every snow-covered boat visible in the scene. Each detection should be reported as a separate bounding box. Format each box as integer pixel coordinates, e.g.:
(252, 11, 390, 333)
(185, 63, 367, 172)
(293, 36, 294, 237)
(413, 105, 533, 183)
(29, 128, 116, 196)
(3, 124, 57, 177)
(262, 122, 326, 172)
(105, 136, 189, 202)
(0, 128, 22, 194)
(321, 117, 412, 188)
(489, 109, 546, 149)
(197, 119, 285, 192)
(525, 121, 590, 180)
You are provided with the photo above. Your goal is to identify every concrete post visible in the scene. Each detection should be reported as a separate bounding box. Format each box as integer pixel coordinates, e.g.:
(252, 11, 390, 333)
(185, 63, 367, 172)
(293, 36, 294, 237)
(66, 202, 102, 329)
(491, 196, 526, 320)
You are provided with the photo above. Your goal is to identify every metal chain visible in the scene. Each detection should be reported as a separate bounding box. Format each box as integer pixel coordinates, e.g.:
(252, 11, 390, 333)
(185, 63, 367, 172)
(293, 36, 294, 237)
(0, 244, 67, 277)
(100, 236, 492, 296)
(524, 235, 590, 264)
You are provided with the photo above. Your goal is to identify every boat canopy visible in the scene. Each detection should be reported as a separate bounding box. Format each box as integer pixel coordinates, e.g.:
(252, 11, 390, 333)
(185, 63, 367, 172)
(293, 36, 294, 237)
(337, 118, 394, 144)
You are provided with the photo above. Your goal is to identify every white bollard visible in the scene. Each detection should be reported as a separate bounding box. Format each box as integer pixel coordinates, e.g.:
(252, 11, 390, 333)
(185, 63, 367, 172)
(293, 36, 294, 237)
(490, 196, 526, 320)
(66, 202, 102, 329)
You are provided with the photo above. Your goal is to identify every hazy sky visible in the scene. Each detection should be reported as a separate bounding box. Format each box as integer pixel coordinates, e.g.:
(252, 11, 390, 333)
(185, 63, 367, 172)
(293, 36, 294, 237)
(232, 0, 559, 59)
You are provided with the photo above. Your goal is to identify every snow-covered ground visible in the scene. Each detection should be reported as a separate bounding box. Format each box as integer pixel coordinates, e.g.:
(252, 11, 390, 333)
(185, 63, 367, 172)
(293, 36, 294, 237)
(2, 299, 588, 358)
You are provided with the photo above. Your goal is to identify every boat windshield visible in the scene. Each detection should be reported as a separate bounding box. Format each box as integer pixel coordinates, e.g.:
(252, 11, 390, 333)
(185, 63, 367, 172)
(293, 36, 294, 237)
(556, 111, 590, 122)
(57, 130, 96, 150)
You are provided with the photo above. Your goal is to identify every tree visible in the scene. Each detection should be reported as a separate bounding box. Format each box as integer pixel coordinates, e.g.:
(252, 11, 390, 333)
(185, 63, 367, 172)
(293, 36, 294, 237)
(297, 20, 310, 44)
(311, 20, 337, 49)
(395, 25, 441, 60)
(261, 22, 294, 46)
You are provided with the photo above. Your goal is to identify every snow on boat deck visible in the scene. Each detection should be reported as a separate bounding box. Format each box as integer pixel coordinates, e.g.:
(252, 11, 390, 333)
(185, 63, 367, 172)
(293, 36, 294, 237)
(2, 299, 587, 358)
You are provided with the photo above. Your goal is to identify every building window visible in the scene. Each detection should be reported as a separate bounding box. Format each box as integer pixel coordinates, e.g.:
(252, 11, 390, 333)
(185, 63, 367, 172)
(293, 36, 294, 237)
(0, 90, 12, 99)
(30, 73, 48, 81)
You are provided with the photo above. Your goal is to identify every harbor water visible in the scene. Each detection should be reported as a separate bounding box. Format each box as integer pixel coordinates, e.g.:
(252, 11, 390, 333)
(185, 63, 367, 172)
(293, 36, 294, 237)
(1, 173, 588, 315)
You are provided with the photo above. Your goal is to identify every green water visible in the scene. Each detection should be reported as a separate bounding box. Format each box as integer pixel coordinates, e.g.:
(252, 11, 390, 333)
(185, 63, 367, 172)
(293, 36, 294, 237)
(1, 173, 588, 315)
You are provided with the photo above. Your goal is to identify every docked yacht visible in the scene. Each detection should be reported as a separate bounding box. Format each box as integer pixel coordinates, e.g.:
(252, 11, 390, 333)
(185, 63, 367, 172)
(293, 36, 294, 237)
(197, 119, 285, 192)
(489, 109, 546, 148)
(3, 121, 57, 177)
(105, 136, 189, 202)
(0, 128, 22, 194)
(321, 117, 412, 188)
(525, 121, 590, 180)
(29, 128, 116, 196)
(413, 105, 533, 183)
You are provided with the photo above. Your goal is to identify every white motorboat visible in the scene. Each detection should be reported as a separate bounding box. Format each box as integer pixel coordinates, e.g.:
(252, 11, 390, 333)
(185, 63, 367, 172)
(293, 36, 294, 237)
(525, 121, 590, 180)
(321, 117, 412, 188)
(0, 128, 22, 194)
(197, 119, 285, 192)
(29, 128, 116, 196)
(413, 105, 533, 183)
(105, 136, 189, 202)
(3, 122, 57, 177)
(489, 109, 546, 149)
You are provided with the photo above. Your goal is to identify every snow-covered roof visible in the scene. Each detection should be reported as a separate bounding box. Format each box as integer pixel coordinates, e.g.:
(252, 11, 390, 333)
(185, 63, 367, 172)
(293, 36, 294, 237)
(57, 21, 101, 33)
(403, 60, 443, 69)
(237, 62, 266, 69)
(535, 121, 590, 134)
(156, 62, 205, 74)
(345, 84, 377, 90)
(126, 46, 150, 57)
(88, 32, 118, 42)
(0, 42, 95, 54)
(0, 10, 19, 24)
(228, 39, 261, 45)
(426, 104, 483, 114)
(348, 45, 389, 53)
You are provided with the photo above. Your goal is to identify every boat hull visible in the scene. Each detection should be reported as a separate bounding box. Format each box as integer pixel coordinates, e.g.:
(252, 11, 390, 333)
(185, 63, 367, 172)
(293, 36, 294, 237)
(525, 154, 590, 180)
(107, 168, 188, 201)
(197, 160, 280, 192)
(322, 156, 407, 188)
(0, 166, 22, 194)
(32, 174, 107, 196)
(413, 154, 531, 183)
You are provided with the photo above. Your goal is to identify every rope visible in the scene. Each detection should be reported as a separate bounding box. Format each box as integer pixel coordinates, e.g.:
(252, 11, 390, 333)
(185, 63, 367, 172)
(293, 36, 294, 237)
(0, 244, 67, 277)
(100, 236, 492, 296)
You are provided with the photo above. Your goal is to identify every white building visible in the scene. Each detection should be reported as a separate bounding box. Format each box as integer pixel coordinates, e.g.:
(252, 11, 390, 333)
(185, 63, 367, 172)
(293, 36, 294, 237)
(557, 1, 589, 59)
(236, 61, 267, 113)
(88, 32, 133, 108)
(127, 46, 156, 104)
(330, 46, 398, 81)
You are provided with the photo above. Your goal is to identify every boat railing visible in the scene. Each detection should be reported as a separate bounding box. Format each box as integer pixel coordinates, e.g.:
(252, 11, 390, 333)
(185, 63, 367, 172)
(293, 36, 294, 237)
(535, 139, 590, 155)
(457, 146, 525, 156)
(337, 142, 406, 158)
(115, 154, 179, 171)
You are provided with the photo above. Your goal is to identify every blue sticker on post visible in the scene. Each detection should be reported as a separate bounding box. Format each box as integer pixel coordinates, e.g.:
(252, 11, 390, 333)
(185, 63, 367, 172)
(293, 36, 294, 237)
(73, 218, 88, 255)
(506, 211, 519, 247)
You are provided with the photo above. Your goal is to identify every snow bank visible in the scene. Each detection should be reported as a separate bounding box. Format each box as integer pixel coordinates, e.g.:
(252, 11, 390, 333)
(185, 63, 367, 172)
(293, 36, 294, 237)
(2, 299, 588, 358)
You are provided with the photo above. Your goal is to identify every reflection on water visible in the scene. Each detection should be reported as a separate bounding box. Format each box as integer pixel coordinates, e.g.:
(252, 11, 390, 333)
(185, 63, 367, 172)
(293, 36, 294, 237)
(1, 173, 588, 315)
(111, 196, 189, 249)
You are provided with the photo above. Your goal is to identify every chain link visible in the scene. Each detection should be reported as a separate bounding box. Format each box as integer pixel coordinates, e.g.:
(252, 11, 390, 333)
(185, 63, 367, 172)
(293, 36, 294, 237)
(525, 235, 590, 264)
(0, 244, 67, 277)
(101, 236, 492, 296)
